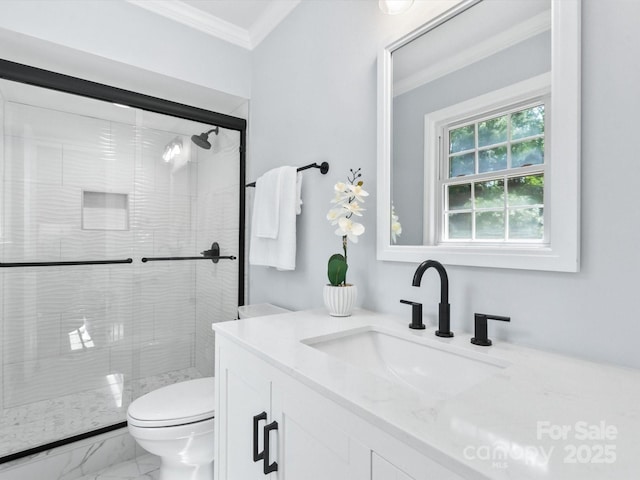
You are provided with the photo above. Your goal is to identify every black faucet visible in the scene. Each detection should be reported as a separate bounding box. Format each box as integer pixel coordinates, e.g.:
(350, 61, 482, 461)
(471, 313, 510, 346)
(411, 260, 453, 337)
(399, 299, 424, 329)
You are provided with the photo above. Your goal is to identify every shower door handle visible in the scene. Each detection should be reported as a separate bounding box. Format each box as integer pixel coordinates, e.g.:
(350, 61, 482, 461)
(263, 420, 279, 474)
(253, 412, 267, 462)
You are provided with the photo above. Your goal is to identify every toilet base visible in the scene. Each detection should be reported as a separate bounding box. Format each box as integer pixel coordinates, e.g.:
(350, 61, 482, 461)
(159, 458, 214, 480)
(128, 418, 215, 480)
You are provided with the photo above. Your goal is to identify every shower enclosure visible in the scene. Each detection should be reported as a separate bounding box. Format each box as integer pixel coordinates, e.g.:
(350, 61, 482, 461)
(0, 61, 245, 461)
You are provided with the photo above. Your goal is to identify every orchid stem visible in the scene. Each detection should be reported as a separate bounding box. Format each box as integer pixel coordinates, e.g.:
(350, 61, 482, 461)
(342, 235, 348, 286)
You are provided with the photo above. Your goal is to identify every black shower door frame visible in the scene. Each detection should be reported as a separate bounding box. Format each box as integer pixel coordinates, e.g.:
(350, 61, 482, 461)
(0, 58, 247, 464)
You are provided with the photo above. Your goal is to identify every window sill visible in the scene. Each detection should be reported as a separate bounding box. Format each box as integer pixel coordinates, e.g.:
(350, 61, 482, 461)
(377, 243, 579, 272)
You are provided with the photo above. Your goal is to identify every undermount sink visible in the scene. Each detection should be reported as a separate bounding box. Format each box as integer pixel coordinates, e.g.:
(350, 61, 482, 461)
(302, 327, 510, 400)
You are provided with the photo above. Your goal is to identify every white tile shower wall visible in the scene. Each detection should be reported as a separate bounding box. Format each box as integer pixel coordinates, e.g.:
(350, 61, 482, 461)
(63, 144, 135, 193)
(195, 263, 220, 376)
(0, 89, 4, 414)
(1, 181, 79, 262)
(5, 103, 115, 151)
(195, 255, 238, 376)
(136, 262, 195, 330)
(132, 127, 198, 381)
(194, 128, 240, 376)
(4, 349, 112, 407)
(138, 128, 195, 195)
(154, 152, 194, 194)
(2, 265, 134, 360)
(137, 335, 194, 379)
(61, 231, 134, 261)
(4, 136, 63, 187)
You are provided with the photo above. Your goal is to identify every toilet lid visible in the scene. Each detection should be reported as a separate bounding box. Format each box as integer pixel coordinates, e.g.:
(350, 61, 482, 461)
(127, 377, 215, 427)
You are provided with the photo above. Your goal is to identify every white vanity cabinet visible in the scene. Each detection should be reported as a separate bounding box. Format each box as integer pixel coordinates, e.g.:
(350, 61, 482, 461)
(271, 368, 370, 480)
(214, 336, 466, 480)
(215, 339, 275, 479)
(214, 309, 640, 480)
(215, 338, 369, 480)
(372, 453, 414, 480)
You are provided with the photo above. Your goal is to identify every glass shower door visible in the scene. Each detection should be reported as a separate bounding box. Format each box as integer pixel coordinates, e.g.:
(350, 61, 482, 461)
(0, 77, 241, 460)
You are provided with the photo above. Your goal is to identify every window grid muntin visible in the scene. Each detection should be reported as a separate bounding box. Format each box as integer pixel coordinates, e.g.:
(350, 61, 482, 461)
(443, 168, 545, 243)
(447, 100, 546, 178)
(437, 95, 549, 244)
(441, 98, 547, 243)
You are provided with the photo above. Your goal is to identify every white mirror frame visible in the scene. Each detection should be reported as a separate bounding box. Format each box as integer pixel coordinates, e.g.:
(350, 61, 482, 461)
(377, 0, 581, 272)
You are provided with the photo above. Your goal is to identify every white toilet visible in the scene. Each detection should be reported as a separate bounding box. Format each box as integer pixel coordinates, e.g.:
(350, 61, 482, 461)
(127, 377, 216, 480)
(127, 303, 290, 480)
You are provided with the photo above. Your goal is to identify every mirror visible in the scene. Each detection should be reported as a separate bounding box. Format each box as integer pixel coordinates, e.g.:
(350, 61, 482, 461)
(377, 0, 581, 272)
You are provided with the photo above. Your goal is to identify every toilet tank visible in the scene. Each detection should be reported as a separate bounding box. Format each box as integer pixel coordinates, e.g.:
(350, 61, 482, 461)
(238, 303, 291, 319)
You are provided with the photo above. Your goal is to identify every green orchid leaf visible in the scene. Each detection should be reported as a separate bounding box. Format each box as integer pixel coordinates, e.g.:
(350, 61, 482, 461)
(327, 254, 348, 286)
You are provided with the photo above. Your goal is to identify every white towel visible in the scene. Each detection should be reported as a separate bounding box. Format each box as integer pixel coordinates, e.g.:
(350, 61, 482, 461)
(253, 168, 282, 238)
(249, 167, 302, 270)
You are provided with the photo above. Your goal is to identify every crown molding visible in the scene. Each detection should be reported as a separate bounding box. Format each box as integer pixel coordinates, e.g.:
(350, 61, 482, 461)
(394, 10, 551, 97)
(126, 0, 300, 50)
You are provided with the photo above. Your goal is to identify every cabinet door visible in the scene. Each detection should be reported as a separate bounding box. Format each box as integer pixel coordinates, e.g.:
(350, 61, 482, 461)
(273, 381, 369, 480)
(216, 341, 274, 480)
(372, 450, 467, 480)
(372, 453, 415, 480)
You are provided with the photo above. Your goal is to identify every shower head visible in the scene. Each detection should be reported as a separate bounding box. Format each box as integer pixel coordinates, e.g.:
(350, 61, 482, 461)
(191, 127, 219, 150)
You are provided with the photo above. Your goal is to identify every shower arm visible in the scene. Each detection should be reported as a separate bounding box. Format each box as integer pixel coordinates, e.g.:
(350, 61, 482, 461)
(141, 242, 236, 264)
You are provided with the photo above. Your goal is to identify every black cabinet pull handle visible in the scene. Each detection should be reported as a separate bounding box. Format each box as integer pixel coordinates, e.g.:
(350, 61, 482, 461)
(263, 420, 279, 474)
(253, 412, 267, 462)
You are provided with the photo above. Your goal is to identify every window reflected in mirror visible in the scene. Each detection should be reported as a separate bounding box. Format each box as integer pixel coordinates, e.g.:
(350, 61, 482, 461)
(390, 0, 551, 246)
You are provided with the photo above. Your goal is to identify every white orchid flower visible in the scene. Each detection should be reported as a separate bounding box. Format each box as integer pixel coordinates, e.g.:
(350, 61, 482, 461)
(326, 207, 345, 225)
(391, 204, 402, 243)
(343, 201, 365, 216)
(347, 184, 369, 203)
(335, 217, 365, 243)
(330, 191, 349, 204)
(391, 220, 402, 243)
(326, 169, 367, 287)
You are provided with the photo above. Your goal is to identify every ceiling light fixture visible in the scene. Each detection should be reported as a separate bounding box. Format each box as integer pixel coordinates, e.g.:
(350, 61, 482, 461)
(378, 0, 414, 15)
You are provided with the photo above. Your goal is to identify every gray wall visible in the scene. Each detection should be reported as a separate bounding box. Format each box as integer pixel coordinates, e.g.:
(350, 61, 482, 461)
(2, 0, 638, 369)
(393, 32, 551, 245)
(249, 0, 640, 369)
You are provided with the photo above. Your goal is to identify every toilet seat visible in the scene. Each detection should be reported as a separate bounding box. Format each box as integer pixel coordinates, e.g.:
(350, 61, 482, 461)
(127, 377, 215, 428)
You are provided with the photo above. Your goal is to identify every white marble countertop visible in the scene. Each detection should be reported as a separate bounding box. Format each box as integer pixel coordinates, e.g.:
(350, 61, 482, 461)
(212, 309, 640, 479)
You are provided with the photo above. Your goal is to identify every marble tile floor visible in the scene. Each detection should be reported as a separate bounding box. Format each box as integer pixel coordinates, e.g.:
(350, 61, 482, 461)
(76, 454, 160, 480)
(0, 368, 200, 457)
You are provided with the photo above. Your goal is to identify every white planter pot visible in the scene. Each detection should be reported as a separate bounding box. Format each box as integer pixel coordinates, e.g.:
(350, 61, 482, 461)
(323, 284, 357, 317)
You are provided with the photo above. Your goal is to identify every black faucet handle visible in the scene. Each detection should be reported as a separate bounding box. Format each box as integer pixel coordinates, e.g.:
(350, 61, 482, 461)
(471, 313, 511, 346)
(400, 299, 425, 330)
